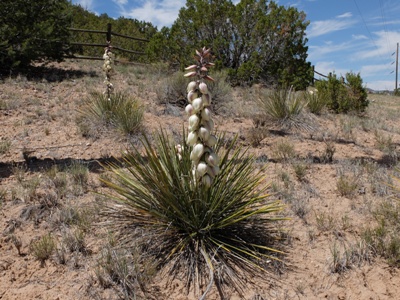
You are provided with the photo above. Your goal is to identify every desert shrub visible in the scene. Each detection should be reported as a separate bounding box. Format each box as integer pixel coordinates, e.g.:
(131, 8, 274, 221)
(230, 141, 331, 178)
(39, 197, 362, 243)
(0, 138, 11, 154)
(63, 229, 87, 253)
(68, 161, 89, 186)
(80, 91, 144, 136)
(293, 162, 308, 182)
(361, 197, 400, 266)
(30, 233, 56, 264)
(329, 240, 371, 274)
(256, 87, 308, 131)
(100, 131, 285, 296)
(155, 71, 189, 106)
(315, 72, 368, 114)
(272, 139, 296, 162)
(95, 244, 155, 298)
(247, 127, 267, 147)
(320, 140, 336, 163)
(336, 175, 359, 198)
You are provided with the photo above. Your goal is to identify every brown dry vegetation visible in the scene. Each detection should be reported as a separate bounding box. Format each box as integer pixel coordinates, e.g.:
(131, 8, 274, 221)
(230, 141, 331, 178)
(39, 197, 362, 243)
(1, 59, 400, 299)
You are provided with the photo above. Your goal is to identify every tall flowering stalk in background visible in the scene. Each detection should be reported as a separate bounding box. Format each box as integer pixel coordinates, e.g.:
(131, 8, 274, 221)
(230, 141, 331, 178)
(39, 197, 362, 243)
(103, 42, 114, 101)
(184, 47, 219, 188)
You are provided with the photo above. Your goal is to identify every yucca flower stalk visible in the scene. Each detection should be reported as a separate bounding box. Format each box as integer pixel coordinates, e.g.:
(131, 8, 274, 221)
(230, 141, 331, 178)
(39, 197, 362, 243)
(103, 41, 114, 101)
(184, 47, 219, 188)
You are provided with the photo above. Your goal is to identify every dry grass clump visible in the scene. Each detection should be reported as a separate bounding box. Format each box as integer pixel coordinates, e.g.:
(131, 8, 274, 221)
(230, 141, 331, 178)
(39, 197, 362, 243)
(361, 193, 400, 266)
(30, 233, 56, 265)
(0, 138, 11, 154)
(272, 139, 297, 162)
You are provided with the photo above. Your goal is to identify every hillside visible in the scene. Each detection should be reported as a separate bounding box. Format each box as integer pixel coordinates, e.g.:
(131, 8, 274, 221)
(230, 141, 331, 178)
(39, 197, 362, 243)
(1, 59, 400, 299)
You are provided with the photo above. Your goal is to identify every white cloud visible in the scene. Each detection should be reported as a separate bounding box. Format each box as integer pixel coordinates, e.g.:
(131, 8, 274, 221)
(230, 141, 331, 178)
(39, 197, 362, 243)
(122, 0, 185, 28)
(308, 41, 355, 61)
(112, 0, 127, 5)
(314, 61, 348, 77)
(354, 30, 400, 60)
(75, 0, 94, 10)
(352, 34, 368, 40)
(307, 13, 356, 38)
(364, 80, 394, 91)
(337, 12, 352, 18)
(360, 64, 392, 77)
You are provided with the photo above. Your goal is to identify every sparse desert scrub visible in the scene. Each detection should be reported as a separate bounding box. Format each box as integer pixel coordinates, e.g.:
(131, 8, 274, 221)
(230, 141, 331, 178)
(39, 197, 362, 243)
(4, 58, 400, 299)
(361, 189, 400, 266)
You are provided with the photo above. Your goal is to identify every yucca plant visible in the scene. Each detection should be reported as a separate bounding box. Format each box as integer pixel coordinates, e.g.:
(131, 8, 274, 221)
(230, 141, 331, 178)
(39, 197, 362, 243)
(100, 131, 285, 296)
(81, 91, 144, 135)
(79, 42, 144, 136)
(100, 47, 285, 297)
(257, 87, 310, 131)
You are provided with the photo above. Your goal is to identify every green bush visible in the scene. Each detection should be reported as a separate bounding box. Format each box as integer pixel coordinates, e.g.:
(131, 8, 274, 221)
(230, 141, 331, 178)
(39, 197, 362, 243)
(100, 131, 285, 295)
(346, 72, 368, 112)
(0, 0, 72, 69)
(315, 72, 368, 114)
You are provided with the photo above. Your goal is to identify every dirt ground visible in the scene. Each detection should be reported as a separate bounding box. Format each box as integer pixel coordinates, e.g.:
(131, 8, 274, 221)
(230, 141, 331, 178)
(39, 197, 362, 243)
(1, 59, 400, 299)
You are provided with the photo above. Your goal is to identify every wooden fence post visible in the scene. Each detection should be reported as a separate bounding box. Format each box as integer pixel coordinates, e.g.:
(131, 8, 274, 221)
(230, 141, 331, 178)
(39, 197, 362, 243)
(312, 65, 315, 85)
(107, 23, 112, 43)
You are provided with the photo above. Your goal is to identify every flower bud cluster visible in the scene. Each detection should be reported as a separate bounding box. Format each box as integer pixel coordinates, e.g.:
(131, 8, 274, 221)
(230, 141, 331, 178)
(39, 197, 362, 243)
(184, 48, 219, 188)
(102, 42, 114, 101)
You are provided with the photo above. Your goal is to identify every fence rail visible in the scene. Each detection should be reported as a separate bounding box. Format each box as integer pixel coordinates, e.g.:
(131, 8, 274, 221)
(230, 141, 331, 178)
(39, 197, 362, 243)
(314, 69, 328, 79)
(67, 23, 148, 62)
(313, 67, 348, 86)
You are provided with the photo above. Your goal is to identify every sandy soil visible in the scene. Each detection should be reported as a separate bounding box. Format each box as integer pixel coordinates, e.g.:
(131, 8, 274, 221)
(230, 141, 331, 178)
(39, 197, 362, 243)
(1, 60, 400, 299)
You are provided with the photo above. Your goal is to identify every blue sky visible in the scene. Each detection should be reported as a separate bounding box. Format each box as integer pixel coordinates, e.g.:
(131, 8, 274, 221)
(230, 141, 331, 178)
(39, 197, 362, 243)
(72, 0, 400, 91)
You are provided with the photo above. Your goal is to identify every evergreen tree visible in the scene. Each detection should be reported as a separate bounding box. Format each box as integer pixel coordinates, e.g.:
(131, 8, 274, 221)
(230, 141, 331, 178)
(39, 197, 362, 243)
(148, 0, 313, 88)
(0, 0, 72, 69)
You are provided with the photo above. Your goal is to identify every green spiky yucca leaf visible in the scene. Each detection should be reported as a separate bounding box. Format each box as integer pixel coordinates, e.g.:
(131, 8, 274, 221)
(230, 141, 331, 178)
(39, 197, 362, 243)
(100, 130, 285, 296)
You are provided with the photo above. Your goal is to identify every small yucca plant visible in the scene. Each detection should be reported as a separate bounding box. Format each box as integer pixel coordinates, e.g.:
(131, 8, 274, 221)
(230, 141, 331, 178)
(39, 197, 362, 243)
(81, 90, 144, 135)
(79, 42, 144, 136)
(257, 87, 310, 131)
